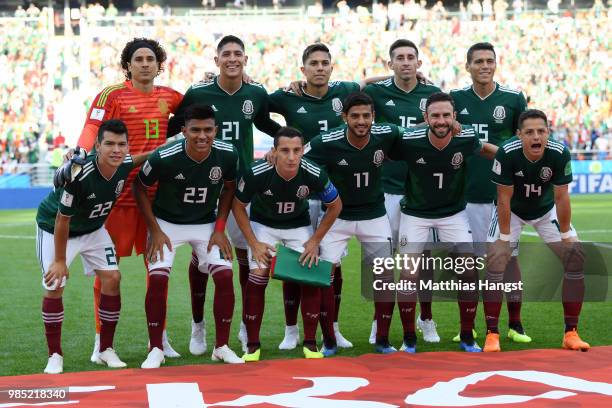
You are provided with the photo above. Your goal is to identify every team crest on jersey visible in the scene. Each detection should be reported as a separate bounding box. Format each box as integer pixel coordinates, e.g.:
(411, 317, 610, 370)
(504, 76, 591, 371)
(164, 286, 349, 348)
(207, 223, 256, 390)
(332, 98, 343, 115)
(115, 180, 125, 197)
(399, 235, 408, 248)
(296, 185, 310, 199)
(419, 98, 427, 112)
(540, 166, 553, 182)
(242, 100, 254, 118)
(451, 152, 464, 169)
(209, 166, 223, 183)
(493, 106, 506, 123)
(373, 150, 384, 166)
(158, 98, 169, 115)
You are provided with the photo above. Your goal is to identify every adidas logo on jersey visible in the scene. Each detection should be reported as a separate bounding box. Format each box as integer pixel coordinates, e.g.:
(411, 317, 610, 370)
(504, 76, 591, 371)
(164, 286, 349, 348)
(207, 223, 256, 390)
(297, 106, 308, 113)
(175, 173, 185, 180)
(385, 100, 395, 106)
(87, 193, 96, 200)
(264, 190, 273, 196)
(416, 157, 427, 164)
(211, 105, 218, 112)
(338, 159, 349, 166)
(515, 170, 524, 177)
(460, 108, 469, 115)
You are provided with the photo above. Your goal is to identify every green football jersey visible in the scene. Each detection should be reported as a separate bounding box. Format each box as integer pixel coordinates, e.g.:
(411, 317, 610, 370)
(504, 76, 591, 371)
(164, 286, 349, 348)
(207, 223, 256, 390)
(305, 123, 402, 221)
(268, 81, 360, 142)
(236, 158, 335, 229)
(364, 79, 442, 195)
(171, 77, 280, 173)
(492, 137, 572, 220)
(138, 139, 238, 224)
(36, 154, 134, 237)
(450, 83, 527, 203)
(389, 125, 482, 219)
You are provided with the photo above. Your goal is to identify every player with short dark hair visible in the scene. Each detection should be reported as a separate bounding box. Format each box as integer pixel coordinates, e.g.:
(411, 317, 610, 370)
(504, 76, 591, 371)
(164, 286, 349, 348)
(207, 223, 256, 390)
(304, 92, 404, 355)
(268, 43, 361, 350)
(37, 119, 146, 374)
(233, 126, 342, 361)
(70, 37, 184, 362)
(364, 39, 444, 346)
(135, 104, 242, 368)
(450, 42, 529, 344)
(484, 109, 589, 352)
(389, 92, 498, 353)
(168, 35, 282, 354)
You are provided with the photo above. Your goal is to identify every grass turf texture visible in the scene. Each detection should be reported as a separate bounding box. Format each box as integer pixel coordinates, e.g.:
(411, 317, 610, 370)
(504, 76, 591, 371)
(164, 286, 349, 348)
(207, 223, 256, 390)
(1, 194, 611, 376)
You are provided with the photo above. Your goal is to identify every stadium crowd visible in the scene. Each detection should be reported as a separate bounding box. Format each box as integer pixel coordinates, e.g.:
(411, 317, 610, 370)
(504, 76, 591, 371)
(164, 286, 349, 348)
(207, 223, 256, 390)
(0, 2, 610, 170)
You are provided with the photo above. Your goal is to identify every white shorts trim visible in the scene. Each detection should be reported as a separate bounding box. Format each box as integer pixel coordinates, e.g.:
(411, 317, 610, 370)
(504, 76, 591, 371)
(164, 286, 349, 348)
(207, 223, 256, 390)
(147, 218, 232, 271)
(487, 206, 578, 244)
(398, 210, 474, 254)
(247, 222, 313, 270)
(320, 215, 393, 264)
(36, 226, 117, 290)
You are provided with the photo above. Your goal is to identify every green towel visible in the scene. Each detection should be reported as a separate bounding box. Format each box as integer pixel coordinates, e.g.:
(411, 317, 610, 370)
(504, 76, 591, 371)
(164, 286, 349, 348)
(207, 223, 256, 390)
(270, 245, 332, 287)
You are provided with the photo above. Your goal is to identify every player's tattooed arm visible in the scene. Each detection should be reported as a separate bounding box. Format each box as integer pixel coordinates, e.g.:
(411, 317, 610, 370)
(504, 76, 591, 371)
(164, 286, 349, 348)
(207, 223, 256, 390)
(133, 179, 172, 263)
(209, 180, 236, 261)
(479, 142, 499, 159)
(45, 213, 70, 290)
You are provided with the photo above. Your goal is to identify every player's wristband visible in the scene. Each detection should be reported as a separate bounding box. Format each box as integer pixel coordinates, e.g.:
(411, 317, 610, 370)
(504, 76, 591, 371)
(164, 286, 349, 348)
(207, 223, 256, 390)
(560, 231, 572, 239)
(214, 219, 226, 233)
(499, 233, 511, 242)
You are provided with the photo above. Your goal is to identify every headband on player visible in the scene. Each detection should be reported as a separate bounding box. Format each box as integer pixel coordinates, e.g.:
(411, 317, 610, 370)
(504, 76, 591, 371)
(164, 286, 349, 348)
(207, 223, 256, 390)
(126, 41, 157, 61)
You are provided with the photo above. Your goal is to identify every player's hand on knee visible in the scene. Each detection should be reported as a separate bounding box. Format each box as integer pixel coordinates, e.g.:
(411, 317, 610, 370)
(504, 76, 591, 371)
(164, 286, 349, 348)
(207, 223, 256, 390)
(252, 241, 275, 269)
(209, 231, 233, 261)
(299, 238, 320, 268)
(147, 230, 172, 263)
(45, 261, 69, 289)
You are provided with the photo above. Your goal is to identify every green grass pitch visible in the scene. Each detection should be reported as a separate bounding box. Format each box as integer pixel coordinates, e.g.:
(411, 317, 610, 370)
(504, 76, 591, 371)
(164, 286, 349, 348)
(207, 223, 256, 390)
(1, 194, 611, 376)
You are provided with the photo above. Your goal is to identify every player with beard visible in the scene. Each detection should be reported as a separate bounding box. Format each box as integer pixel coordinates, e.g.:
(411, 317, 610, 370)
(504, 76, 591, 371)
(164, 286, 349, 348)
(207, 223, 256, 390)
(389, 92, 498, 352)
(304, 92, 403, 355)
